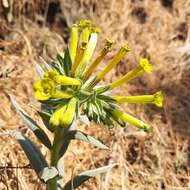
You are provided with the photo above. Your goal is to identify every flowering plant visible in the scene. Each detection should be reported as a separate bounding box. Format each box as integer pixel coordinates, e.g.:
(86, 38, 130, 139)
(10, 20, 163, 190)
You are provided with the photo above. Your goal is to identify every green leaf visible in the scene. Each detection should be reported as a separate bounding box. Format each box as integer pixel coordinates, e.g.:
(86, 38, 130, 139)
(57, 52, 64, 66)
(10, 95, 52, 149)
(59, 122, 77, 157)
(14, 131, 48, 179)
(54, 58, 65, 75)
(63, 164, 116, 190)
(37, 110, 54, 132)
(41, 98, 70, 106)
(40, 167, 58, 183)
(64, 130, 109, 150)
(57, 156, 64, 177)
(63, 47, 72, 76)
(57, 156, 65, 188)
(97, 94, 116, 103)
(59, 141, 70, 158)
(35, 63, 44, 78)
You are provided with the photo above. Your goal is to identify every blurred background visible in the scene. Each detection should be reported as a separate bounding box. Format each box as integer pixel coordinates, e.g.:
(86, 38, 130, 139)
(0, 0, 190, 189)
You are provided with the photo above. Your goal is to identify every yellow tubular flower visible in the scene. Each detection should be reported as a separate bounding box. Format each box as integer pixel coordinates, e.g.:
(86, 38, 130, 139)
(110, 58, 153, 89)
(79, 20, 92, 28)
(95, 45, 130, 84)
(75, 32, 99, 78)
(91, 27, 101, 34)
(79, 20, 93, 43)
(50, 97, 77, 127)
(70, 43, 86, 76)
(153, 91, 164, 107)
(51, 90, 73, 99)
(44, 70, 58, 81)
(60, 97, 77, 127)
(50, 106, 66, 127)
(70, 20, 93, 76)
(82, 27, 90, 44)
(112, 91, 164, 107)
(82, 39, 115, 81)
(112, 109, 150, 130)
(57, 75, 82, 86)
(33, 79, 56, 101)
(80, 20, 93, 46)
(69, 24, 79, 64)
(44, 70, 81, 86)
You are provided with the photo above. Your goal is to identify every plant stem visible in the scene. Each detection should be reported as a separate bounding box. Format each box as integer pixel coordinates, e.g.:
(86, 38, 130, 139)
(47, 127, 63, 190)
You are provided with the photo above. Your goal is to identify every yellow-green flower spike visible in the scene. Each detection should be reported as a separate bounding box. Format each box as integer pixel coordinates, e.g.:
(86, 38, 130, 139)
(44, 70, 81, 86)
(50, 106, 66, 127)
(75, 32, 98, 77)
(69, 24, 79, 63)
(95, 45, 130, 84)
(112, 91, 164, 107)
(109, 58, 153, 89)
(70, 43, 86, 76)
(33, 79, 56, 101)
(60, 97, 77, 127)
(32, 20, 164, 131)
(112, 109, 150, 131)
(82, 39, 115, 81)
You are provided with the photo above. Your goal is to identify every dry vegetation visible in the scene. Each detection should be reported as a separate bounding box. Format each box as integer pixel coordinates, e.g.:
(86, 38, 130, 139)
(0, 0, 190, 189)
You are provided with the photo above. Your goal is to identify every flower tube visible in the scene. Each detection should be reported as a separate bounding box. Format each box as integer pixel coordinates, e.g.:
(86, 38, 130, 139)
(75, 28, 100, 77)
(82, 39, 115, 81)
(69, 24, 79, 64)
(113, 91, 163, 107)
(96, 45, 130, 81)
(112, 109, 150, 131)
(110, 58, 153, 89)
(44, 70, 82, 86)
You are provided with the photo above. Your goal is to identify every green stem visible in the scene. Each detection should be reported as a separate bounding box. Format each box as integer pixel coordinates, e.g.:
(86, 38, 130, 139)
(47, 127, 63, 190)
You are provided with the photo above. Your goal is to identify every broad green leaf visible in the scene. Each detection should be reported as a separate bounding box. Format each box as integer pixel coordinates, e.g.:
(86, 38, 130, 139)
(10, 95, 51, 149)
(63, 164, 116, 190)
(35, 63, 44, 78)
(63, 47, 72, 76)
(64, 130, 109, 150)
(14, 131, 48, 178)
(40, 167, 58, 183)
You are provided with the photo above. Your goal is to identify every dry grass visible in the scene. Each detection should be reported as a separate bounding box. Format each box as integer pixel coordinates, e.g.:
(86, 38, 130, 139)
(0, 0, 190, 189)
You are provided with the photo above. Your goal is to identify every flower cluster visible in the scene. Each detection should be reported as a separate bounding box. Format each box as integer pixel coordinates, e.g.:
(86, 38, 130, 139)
(33, 20, 163, 131)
